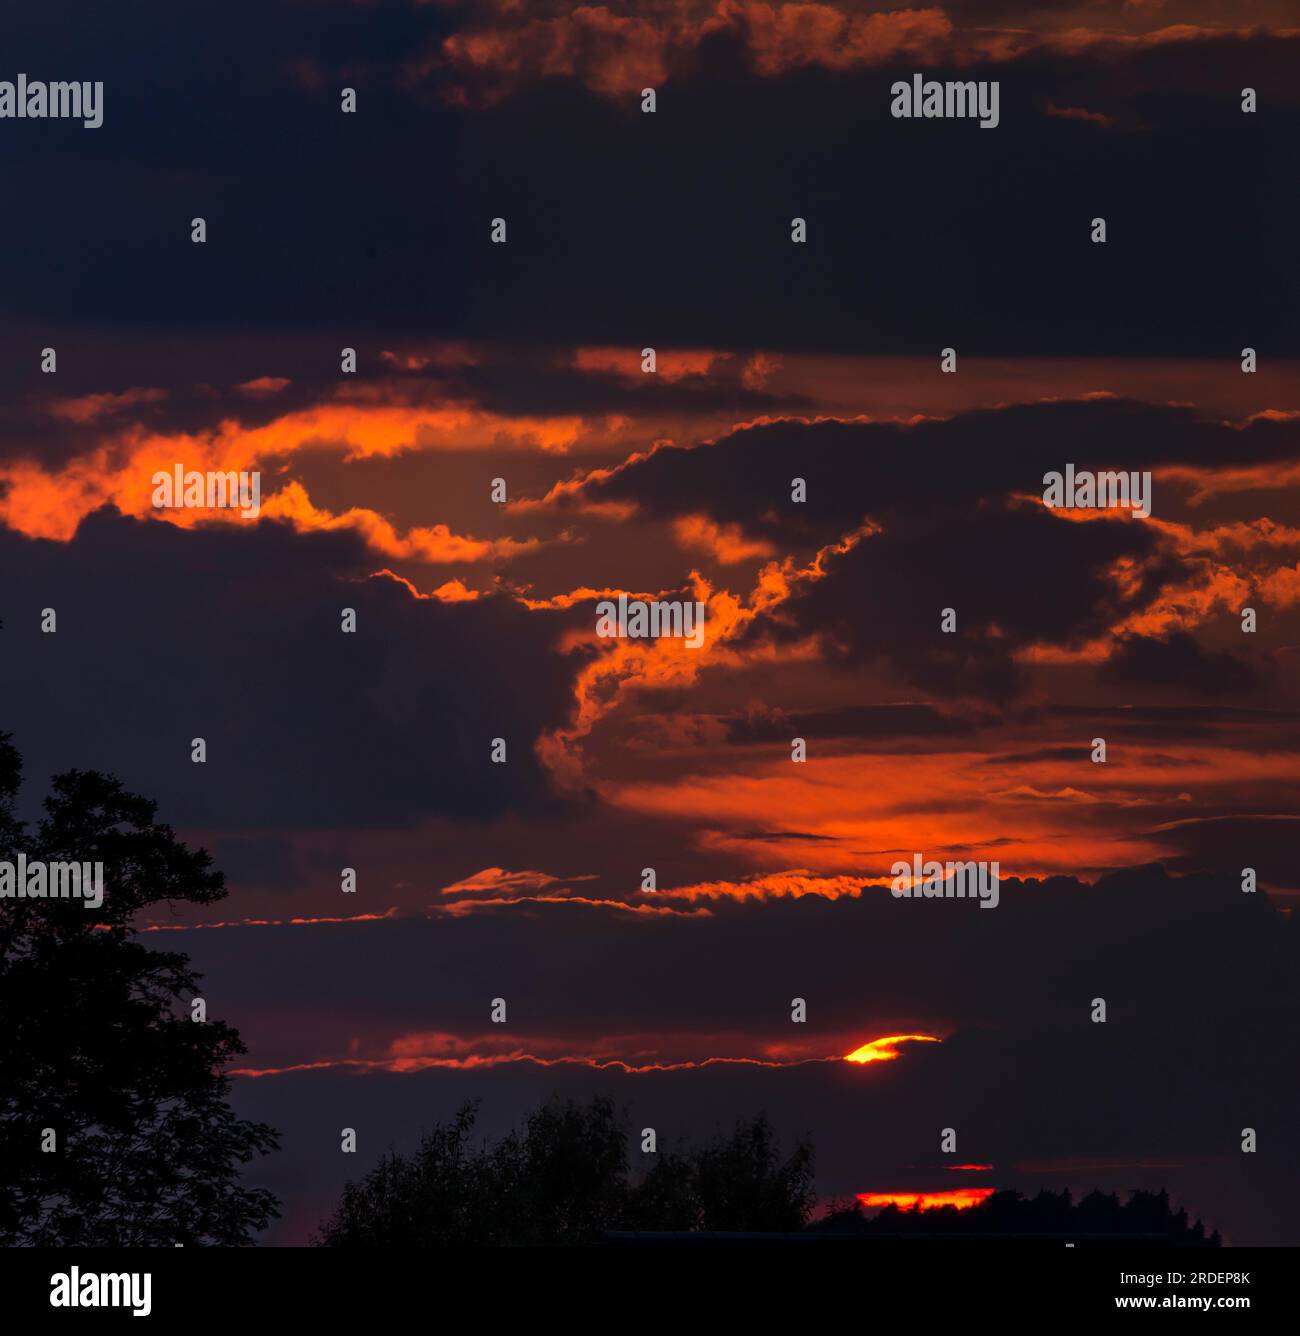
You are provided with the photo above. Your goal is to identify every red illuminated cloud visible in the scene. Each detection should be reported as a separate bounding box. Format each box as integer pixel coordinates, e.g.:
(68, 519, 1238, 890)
(47, 386, 167, 423)
(421, 2, 1295, 104)
(229, 1027, 857, 1079)
(227, 1026, 938, 1080)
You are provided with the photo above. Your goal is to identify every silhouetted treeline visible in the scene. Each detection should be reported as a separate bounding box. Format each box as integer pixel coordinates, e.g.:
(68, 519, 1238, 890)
(317, 1094, 1226, 1246)
(315, 1096, 815, 1245)
(812, 1188, 1221, 1245)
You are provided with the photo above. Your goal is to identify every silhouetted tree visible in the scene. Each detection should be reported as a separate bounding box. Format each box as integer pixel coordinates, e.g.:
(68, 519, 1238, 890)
(693, 1113, 815, 1231)
(0, 733, 279, 1245)
(491, 1095, 631, 1244)
(316, 1099, 815, 1245)
(623, 1113, 816, 1232)
(314, 1104, 486, 1246)
(627, 1146, 699, 1231)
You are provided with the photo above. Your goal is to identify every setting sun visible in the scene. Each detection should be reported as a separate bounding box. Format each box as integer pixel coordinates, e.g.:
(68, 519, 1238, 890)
(844, 1035, 941, 1064)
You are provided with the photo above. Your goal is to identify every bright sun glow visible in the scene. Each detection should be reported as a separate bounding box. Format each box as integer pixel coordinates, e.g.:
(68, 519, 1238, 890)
(843, 1034, 940, 1063)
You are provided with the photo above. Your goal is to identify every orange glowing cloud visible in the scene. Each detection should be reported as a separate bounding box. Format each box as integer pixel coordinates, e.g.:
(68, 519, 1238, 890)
(0, 452, 548, 567)
(673, 513, 776, 564)
(234, 376, 291, 396)
(433, 863, 707, 918)
(139, 910, 397, 932)
(857, 1189, 995, 1211)
(430, 578, 483, 602)
(379, 343, 481, 372)
(537, 571, 771, 786)
(1155, 456, 1300, 504)
(1259, 563, 1300, 608)
(0, 395, 595, 543)
(261, 480, 542, 564)
(434, 864, 711, 918)
(440, 866, 597, 897)
(436, 894, 711, 918)
(710, 704, 1282, 888)
(424, 3, 1294, 104)
(47, 387, 167, 423)
(660, 872, 872, 904)
(536, 549, 829, 786)
(1043, 100, 1116, 128)
(740, 2, 953, 76)
(606, 726, 1262, 881)
(431, 4, 956, 102)
(369, 570, 489, 602)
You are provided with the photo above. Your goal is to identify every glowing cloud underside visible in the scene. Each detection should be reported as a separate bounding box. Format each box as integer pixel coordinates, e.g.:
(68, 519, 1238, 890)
(843, 1034, 940, 1064)
(857, 1189, 995, 1212)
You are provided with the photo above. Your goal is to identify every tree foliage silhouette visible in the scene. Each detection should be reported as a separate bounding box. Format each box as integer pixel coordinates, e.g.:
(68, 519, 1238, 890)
(0, 732, 279, 1245)
(315, 1096, 815, 1245)
(813, 1187, 1221, 1244)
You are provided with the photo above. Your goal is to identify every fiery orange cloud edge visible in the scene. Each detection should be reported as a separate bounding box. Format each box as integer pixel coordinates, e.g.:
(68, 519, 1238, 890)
(11, 366, 1299, 761)
(227, 1030, 943, 1080)
(856, 1188, 995, 1212)
(12, 355, 1298, 570)
(14, 366, 1300, 866)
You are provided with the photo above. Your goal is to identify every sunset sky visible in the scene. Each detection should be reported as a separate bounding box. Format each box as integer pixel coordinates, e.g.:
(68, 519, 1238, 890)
(2, 0, 1298, 1243)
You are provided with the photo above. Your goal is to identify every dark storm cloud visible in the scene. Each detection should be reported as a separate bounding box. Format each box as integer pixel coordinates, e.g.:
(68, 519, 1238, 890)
(561, 397, 1295, 698)
(724, 702, 978, 742)
(986, 745, 1101, 765)
(0, 4, 1295, 352)
(0, 0, 461, 331)
(755, 499, 1179, 697)
(1056, 703, 1300, 739)
(422, 23, 1300, 355)
(453, 357, 811, 421)
(0, 508, 576, 828)
(1148, 815, 1300, 888)
(1101, 630, 1265, 696)
(581, 400, 1300, 543)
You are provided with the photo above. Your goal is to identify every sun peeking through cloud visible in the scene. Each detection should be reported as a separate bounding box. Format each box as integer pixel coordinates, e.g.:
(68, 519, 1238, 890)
(844, 1034, 940, 1064)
